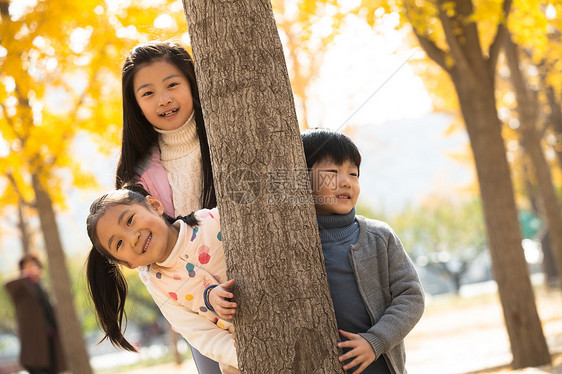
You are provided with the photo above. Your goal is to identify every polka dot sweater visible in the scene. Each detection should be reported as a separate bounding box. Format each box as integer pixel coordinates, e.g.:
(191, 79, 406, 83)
(138, 208, 237, 369)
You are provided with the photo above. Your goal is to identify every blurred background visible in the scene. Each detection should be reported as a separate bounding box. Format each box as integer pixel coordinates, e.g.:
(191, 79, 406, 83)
(0, 0, 561, 373)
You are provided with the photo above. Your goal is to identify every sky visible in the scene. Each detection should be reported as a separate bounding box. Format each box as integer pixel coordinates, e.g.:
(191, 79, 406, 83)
(0, 11, 473, 273)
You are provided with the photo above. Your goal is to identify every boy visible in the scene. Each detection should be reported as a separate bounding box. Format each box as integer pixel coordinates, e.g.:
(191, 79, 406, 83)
(301, 129, 424, 374)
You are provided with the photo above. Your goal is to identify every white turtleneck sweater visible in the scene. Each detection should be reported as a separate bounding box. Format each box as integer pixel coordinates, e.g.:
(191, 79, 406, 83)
(154, 112, 204, 216)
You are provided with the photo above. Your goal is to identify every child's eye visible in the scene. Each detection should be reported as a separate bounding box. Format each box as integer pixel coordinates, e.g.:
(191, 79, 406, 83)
(141, 91, 153, 97)
(168, 82, 179, 88)
(116, 240, 122, 250)
(127, 215, 133, 226)
(350, 172, 358, 177)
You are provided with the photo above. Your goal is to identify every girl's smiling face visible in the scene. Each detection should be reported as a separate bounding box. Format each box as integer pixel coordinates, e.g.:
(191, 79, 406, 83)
(95, 197, 178, 269)
(133, 59, 194, 131)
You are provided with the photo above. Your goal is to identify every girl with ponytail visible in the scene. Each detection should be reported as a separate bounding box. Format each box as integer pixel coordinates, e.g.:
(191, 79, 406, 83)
(86, 188, 238, 373)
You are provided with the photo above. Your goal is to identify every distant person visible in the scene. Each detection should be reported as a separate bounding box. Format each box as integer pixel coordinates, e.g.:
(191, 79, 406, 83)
(115, 40, 221, 374)
(85, 188, 238, 374)
(4, 254, 66, 374)
(301, 129, 425, 373)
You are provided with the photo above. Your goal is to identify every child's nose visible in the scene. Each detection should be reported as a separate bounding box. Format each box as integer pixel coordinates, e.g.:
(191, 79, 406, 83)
(339, 174, 351, 188)
(158, 94, 172, 106)
(129, 231, 140, 248)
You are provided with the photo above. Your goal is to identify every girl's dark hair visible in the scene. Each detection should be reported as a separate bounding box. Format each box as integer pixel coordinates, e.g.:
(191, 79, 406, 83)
(301, 129, 362, 174)
(115, 40, 216, 209)
(85, 186, 197, 351)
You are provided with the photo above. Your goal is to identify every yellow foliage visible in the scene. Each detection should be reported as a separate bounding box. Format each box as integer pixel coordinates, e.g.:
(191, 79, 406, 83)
(0, 0, 181, 217)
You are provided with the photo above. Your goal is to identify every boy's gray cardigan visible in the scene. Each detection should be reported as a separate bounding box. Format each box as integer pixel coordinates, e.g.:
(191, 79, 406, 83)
(352, 215, 425, 374)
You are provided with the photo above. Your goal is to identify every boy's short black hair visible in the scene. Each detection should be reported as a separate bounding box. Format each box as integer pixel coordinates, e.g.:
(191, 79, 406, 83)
(301, 129, 361, 173)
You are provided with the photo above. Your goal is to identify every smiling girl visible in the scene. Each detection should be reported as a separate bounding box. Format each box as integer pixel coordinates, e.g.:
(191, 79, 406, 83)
(114, 41, 221, 373)
(85, 188, 238, 373)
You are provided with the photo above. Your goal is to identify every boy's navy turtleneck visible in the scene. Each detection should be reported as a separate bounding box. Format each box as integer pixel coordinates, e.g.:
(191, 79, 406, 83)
(317, 208, 390, 374)
(316, 207, 359, 245)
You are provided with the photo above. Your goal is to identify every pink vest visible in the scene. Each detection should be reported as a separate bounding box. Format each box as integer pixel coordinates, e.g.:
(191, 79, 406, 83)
(136, 148, 175, 217)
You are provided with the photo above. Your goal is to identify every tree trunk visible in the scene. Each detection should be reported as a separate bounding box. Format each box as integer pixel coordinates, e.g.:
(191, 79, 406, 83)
(182, 1, 342, 373)
(409, 0, 550, 366)
(545, 85, 562, 173)
(450, 71, 551, 367)
(522, 162, 559, 285)
(17, 200, 31, 254)
(504, 35, 562, 288)
(168, 324, 183, 365)
(31, 174, 93, 374)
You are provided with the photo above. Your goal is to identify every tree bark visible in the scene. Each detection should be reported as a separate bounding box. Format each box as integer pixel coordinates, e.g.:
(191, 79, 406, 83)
(409, 0, 550, 367)
(31, 174, 93, 374)
(168, 324, 183, 365)
(522, 162, 559, 285)
(182, 1, 342, 373)
(545, 85, 562, 172)
(449, 67, 551, 368)
(17, 200, 31, 254)
(504, 35, 562, 288)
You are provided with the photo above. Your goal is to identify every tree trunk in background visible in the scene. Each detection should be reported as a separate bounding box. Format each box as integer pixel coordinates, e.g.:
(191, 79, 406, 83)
(546, 86, 562, 174)
(449, 66, 550, 369)
(17, 200, 31, 254)
(411, 0, 550, 367)
(505, 35, 562, 288)
(182, 1, 342, 372)
(522, 162, 559, 286)
(168, 325, 183, 365)
(31, 174, 93, 374)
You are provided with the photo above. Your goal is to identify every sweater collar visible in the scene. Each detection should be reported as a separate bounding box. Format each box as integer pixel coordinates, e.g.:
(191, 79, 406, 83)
(155, 111, 199, 161)
(316, 208, 358, 243)
(156, 220, 184, 268)
(317, 208, 356, 229)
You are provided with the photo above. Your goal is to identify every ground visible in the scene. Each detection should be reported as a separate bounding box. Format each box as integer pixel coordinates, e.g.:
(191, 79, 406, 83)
(121, 284, 562, 374)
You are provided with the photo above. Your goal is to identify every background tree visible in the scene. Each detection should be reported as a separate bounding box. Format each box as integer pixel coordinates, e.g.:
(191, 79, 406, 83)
(352, 0, 551, 367)
(503, 33, 562, 285)
(182, 0, 342, 372)
(0, 0, 188, 370)
(272, 0, 342, 128)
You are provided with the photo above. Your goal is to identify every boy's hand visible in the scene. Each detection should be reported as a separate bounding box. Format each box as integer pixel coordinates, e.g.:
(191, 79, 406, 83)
(337, 330, 376, 374)
(209, 279, 237, 320)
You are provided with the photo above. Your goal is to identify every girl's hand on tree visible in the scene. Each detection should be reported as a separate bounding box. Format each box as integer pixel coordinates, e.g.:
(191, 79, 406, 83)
(209, 278, 237, 320)
(337, 330, 376, 374)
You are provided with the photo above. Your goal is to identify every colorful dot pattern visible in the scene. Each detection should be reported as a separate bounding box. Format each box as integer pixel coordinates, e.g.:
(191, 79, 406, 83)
(145, 208, 233, 334)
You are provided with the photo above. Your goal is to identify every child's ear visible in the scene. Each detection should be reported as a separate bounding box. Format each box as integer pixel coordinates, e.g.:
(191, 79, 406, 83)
(146, 195, 164, 216)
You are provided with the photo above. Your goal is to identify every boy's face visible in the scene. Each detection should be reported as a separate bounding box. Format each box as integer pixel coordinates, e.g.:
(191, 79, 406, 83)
(310, 158, 360, 215)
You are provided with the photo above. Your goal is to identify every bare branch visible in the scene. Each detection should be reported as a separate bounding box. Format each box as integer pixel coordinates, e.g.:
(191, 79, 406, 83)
(5, 171, 36, 208)
(436, 0, 472, 75)
(487, 0, 513, 75)
(411, 27, 450, 73)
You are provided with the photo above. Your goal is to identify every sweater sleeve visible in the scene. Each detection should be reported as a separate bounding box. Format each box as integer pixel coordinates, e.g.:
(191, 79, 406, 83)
(358, 224, 425, 357)
(148, 282, 238, 368)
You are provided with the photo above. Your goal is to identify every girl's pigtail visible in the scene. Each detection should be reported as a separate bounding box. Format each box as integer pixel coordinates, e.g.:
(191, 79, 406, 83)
(176, 212, 198, 227)
(86, 247, 137, 352)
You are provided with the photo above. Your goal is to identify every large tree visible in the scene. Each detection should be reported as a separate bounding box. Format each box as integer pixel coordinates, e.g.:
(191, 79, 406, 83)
(504, 33, 562, 286)
(405, 0, 550, 367)
(182, 0, 343, 372)
(353, 0, 551, 368)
